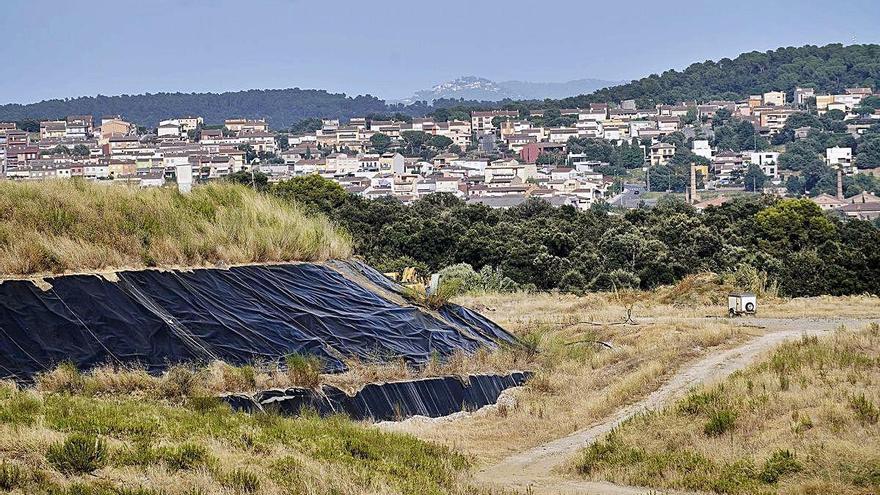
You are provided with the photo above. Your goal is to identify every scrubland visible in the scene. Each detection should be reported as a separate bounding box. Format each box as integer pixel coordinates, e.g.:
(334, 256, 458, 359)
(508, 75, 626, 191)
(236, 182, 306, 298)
(574, 324, 880, 495)
(2, 264, 879, 494)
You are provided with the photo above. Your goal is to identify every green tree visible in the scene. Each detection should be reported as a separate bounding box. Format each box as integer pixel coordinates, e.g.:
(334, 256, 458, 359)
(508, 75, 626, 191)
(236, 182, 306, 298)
(401, 131, 430, 154)
(856, 137, 880, 169)
(428, 135, 453, 150)
(226, 170, 269, 192)
(271, 175, 349, 215)
(743, 164, 768, 192)
(370, 133, 392, 152)
(755, 198, 836, 251)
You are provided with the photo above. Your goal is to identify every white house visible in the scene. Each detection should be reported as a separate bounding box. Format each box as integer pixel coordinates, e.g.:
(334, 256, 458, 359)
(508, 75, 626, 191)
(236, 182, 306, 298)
(826, 146, 854, 175)
(749, 151, 780, 179)
(692, 140, 713, 160)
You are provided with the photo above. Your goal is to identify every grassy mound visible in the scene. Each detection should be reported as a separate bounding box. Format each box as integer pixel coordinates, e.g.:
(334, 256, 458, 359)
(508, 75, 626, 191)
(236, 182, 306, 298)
(574, 324, 880, 494)
(0, 180, 351, 276)
(0, 380, 482, 494)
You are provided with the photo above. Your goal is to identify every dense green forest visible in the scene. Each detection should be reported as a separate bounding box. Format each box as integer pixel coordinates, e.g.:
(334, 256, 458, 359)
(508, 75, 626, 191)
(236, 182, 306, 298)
(231, 174, 880, 298)
(561, 44, 880, 108)
(3, 44, 876, 128)
(0, 89, 429, 128)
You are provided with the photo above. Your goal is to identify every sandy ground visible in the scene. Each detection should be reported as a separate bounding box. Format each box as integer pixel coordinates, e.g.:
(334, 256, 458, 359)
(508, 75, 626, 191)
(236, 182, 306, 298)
(469, 316, 880, 495)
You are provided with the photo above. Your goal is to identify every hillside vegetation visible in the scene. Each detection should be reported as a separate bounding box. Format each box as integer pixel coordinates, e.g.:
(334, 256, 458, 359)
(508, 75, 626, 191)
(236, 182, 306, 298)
(554, 44, 880, 108)
(0, 180, 350, 277)
(0, 380, 484, 495)
(574, 324, 880, 494)
(271, 176, 880, 297)
(0, 88, 417, 128)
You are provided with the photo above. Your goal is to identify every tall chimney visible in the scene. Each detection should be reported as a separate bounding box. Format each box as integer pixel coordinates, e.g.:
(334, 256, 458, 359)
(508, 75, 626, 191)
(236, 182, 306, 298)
(690, 163, 700, 204)
(837, 168, 843, 200)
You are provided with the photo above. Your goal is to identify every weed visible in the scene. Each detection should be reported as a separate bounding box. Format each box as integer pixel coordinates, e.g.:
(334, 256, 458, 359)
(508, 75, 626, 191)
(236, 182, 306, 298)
(704, 409, 737, 436)
(46, 433, 109, 474)
(219, 468, 261, 494)
(678, 388, 724, 416)
(760, 449, 802, 484)
(161, 443, 212, 471)
(849, 393, 879, 425)
(0, 461, 24, 490)
(284, 353, 323, 389)
(37, 361, 86, 394)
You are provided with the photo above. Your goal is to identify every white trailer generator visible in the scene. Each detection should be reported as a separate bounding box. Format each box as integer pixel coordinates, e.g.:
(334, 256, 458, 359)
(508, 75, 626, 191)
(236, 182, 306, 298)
(728, 292, 756, 317)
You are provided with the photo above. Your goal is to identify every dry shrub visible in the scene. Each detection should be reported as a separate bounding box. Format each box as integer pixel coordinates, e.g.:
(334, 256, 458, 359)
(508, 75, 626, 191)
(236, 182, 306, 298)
(35, 361, 85, 394)
(284, 354, 323, 389)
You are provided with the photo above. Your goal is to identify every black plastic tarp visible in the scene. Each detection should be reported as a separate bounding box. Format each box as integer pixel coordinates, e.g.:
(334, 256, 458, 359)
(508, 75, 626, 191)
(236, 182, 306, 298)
(236, 371, 531, 421)
(0, 263, 516, 380)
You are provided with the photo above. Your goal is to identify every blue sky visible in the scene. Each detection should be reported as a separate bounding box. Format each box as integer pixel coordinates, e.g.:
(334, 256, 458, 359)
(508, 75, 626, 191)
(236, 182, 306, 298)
(1, 0, 878, 104)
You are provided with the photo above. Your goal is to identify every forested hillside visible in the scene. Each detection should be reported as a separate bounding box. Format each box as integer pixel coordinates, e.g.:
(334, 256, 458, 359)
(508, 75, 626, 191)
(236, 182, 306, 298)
(0, 88, 429, 128)
(554, 44, 880, 108)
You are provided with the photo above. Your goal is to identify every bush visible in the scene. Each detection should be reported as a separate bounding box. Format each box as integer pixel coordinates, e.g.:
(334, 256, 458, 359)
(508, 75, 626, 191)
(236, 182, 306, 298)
(284, 353, 323, 389)
(436, 263, 519, 293)
(0, 461, 23, 490)
(37, 361, 86, 394)
(704, 409, 737, 436)
(403, 278, 464, 310)
(849, 393, 880, 425)
(678, 388, 724, 415)
(46, 433, 109, 474)
(162, 444, 211, 471)
(220, 468, 261, 493)
(760, 449, 802, 483)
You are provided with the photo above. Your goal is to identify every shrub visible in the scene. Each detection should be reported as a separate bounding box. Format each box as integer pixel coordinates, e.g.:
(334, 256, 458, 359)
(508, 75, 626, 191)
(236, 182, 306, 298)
(158, 365, 202, 398)
(760, 449, 802, 483)
(679, 388, 724, 415)
(0, 461, 24, 490)
(437, 263, 520, 293)
(704, 409, 737, 436)
(37, 361, 86, 394)
(46, 433, 109, 474)
(284, 353, 323, 389)
(220, 468, 261, 493)
(849, 393, 880, 425)
(162, 444, 211, 471)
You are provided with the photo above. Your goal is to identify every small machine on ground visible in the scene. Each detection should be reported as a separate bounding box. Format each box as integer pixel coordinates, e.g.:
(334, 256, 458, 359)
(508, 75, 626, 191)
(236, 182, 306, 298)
(728, 292, 757, 317)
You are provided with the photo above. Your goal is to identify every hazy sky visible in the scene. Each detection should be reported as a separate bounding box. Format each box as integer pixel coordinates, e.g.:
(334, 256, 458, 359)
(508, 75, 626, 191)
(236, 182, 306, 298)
(1, 0, 879, 104)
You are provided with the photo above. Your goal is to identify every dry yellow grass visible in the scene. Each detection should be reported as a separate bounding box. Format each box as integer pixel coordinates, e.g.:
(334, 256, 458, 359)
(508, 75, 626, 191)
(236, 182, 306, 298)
(34, 346, 535, 399)
(0, 179, 351, 277)
(385, 291, 761, 464)
(574, 324, 880, 495)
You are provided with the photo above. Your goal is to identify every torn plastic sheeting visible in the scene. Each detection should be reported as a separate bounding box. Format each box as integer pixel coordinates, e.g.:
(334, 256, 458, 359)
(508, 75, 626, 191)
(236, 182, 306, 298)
(0, 263, 517, 381)
(249, 372, 532, 421)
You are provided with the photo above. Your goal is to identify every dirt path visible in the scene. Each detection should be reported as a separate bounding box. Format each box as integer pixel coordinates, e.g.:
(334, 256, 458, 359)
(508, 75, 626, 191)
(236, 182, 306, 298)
(474, 317, 877, 495)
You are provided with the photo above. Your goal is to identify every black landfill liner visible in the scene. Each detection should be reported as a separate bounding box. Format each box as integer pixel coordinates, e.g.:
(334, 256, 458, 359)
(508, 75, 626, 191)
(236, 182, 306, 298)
(238, 372, 531, 421)
(0, 263, 516, 381)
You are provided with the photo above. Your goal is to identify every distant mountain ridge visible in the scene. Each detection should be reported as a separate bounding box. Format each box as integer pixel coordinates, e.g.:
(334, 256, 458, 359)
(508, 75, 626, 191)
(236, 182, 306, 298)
(396, 76, 622, 103)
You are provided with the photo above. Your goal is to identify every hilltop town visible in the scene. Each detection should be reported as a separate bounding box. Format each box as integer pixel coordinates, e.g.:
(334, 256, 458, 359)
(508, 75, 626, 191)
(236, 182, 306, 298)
(1, 85, 879, 219)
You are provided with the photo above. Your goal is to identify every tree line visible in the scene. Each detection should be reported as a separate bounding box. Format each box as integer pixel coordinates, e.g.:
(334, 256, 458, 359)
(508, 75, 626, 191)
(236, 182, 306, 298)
(229, 173, 880, 298)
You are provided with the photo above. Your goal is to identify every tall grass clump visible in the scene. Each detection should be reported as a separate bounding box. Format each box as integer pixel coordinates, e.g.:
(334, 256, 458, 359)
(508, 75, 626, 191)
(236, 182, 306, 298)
(46, 433, 109, 474)
(0, 180, 351, 276)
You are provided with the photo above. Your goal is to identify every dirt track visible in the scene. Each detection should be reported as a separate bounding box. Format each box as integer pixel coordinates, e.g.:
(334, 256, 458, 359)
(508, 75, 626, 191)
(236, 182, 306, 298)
(473, 317, 879, 495)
